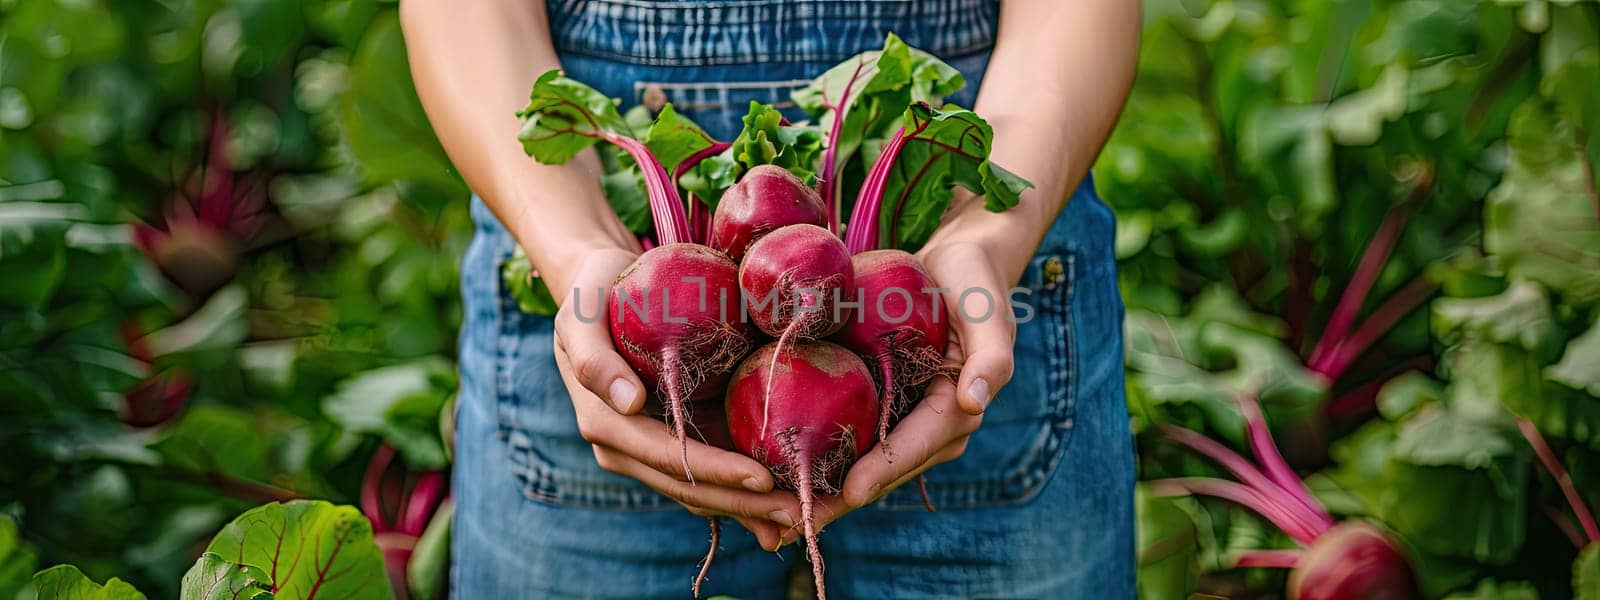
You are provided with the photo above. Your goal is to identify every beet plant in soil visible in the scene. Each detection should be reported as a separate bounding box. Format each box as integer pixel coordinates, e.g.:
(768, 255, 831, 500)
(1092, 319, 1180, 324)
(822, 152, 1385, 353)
(1151, 393, 1418, 599)
(725, 341, 879, 600)
(517, 71, 760, 481)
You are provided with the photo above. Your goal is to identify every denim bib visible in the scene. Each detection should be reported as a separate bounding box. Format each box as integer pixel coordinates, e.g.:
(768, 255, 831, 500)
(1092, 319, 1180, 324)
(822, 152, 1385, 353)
(452, 3, 1135, 597)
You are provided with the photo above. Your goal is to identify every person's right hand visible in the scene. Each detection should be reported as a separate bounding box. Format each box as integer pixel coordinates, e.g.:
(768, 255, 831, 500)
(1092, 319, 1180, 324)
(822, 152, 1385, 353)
(550, 247, 802, 550)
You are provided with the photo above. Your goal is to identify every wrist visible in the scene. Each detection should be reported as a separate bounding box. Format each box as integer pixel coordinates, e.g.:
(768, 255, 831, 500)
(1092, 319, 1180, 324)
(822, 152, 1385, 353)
(922, 196, 1045, 286)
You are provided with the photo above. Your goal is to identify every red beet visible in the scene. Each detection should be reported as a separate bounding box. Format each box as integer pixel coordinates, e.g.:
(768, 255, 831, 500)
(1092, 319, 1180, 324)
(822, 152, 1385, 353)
(739, 224, 855, 340)
(611, 243, 759, 480)
(725, 341, 878, 600)
(709, 165, 827, 262)
(1289, 523, 1416, 600)
(831, 250, 951, 446)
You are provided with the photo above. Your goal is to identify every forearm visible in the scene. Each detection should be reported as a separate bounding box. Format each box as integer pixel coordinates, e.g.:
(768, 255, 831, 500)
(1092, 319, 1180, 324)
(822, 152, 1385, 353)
(400, 0, 638, 296)
(927, 0, 1141, 283)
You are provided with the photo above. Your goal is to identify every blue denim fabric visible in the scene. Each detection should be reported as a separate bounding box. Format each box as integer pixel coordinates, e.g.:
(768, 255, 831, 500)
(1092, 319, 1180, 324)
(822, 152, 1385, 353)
(452, 2, 1134, 598)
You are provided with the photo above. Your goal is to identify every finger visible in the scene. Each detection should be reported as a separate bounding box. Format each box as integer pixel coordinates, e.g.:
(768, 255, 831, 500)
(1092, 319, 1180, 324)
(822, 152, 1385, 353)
(840, 378, 979, 508)
(679, 509, 784, 552)
(555, 255, 645, 415)
(600, 448, 801, 526)
(924, 245, 1014, 416)
(583, 412, 776, 491)
(731, 516, 785, 552)
(793, 441, 967, 541)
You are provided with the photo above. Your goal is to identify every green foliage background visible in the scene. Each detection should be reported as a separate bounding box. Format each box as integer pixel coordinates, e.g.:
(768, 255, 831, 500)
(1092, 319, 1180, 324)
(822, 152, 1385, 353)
(0, 0, 1597, 598)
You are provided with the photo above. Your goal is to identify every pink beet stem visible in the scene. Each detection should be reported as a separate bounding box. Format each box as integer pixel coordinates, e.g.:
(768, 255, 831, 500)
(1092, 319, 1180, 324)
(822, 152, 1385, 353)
(398, 471, 447, 537)
(1234, 549, 1303, 569)
(1307, 205, 1412, 369)
(1238, 393, 1332, 526)
(1541, 502, 1587, 548)
(1518, 418, 1600, 543)
(607, 135, 692, 245)
(795, 457, 828, 600)
(1157, 425, 1333, 533)
(361, 444, 397, 533)
(1150, 478, 1321, 546)
(1313, 276, 1437, 379)
(819, 57, 870, 235)
(844, 126, 910, 254)
(674, 140, 733, 245)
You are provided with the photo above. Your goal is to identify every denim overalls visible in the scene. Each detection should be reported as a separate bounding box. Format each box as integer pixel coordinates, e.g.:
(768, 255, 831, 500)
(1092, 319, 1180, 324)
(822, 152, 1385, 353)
(452, 1, 1134, 597)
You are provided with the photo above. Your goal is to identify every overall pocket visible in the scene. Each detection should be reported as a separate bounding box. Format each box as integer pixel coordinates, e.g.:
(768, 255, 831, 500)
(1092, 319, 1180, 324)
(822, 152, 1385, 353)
(485, 239, 675, 511)
(877, 251, 1079, 510)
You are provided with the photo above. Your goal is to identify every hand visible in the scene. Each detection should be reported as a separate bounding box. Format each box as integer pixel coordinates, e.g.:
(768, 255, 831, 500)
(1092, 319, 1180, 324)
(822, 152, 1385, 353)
(551, 247, 802, 550)
(786, 241, 1017, 541)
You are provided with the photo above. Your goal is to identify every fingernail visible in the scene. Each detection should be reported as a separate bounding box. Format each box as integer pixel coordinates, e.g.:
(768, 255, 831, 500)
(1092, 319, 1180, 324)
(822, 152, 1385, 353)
(968, 378, 991, 411)
(607, 379, 636, 412)
(742, 476, 768, 492)
(767, 510, 796, 528)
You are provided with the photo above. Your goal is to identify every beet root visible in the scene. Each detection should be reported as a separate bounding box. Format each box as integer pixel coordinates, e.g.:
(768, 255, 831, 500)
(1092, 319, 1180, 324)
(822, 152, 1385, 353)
(709, 165, 827, 263)
(831, 250, 952, 449)
(725, 341, 879, 600)
(1288, 522, 1417, 600)
(610, 243, 759, 481)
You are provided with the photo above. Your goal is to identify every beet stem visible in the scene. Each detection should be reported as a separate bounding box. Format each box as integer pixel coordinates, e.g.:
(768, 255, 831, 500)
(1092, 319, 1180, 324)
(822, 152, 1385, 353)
(397, 471, 447, 536)
(1234, 549, 1303, 569)
(661, 350, 696, 484)
(692, 517, 720, 598)
(820, 57, 870, 234)
(1238, 394, 1333, 528)
(1157, 424, 1332, 532)
(1307, 172, 1431, 368)
(1150, 478, 1322, 546)
(1313, 276, 1437, 380)
(608, 135, 692, 245)
(844, 126, 910, 254)
(795, 457, 828, 600)
(362, 444, 398, 533)
(1518, 418, 1600, 543)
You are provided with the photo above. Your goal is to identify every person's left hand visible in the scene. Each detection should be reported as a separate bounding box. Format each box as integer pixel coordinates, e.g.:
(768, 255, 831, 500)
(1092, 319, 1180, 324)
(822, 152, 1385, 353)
(777, 240, 1017, 543)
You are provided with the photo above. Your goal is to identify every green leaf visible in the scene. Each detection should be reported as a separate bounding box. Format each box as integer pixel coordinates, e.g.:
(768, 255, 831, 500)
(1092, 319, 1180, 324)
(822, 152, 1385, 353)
(1135, 486, 1200, 600)
(1485, 101, 1600, 305)
(728, 102, 824, 181)
(1578, 542, 1600, 600)
(599, 168, 654, 235)
(0, 517, 39, 600)
(643, 104, 718, 176)
(340, 11, 464, 198)
(516, 70, 630, 164)
(1432, 281, 1564, 362)
(0, 209, 69, 310)
(1548, 317, 1600, 398)
(322, 358, 456, 470)
(877, 104, 1032, 251)
(793, 32, 964, 169)
(180, 553, 273, 600)
(31, 565, 146, 600)
(500, 248, 558, 317)
(206, 501, 394, 600)
(1381, 407, 1528, 564)
(406, 500, 451, 600)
